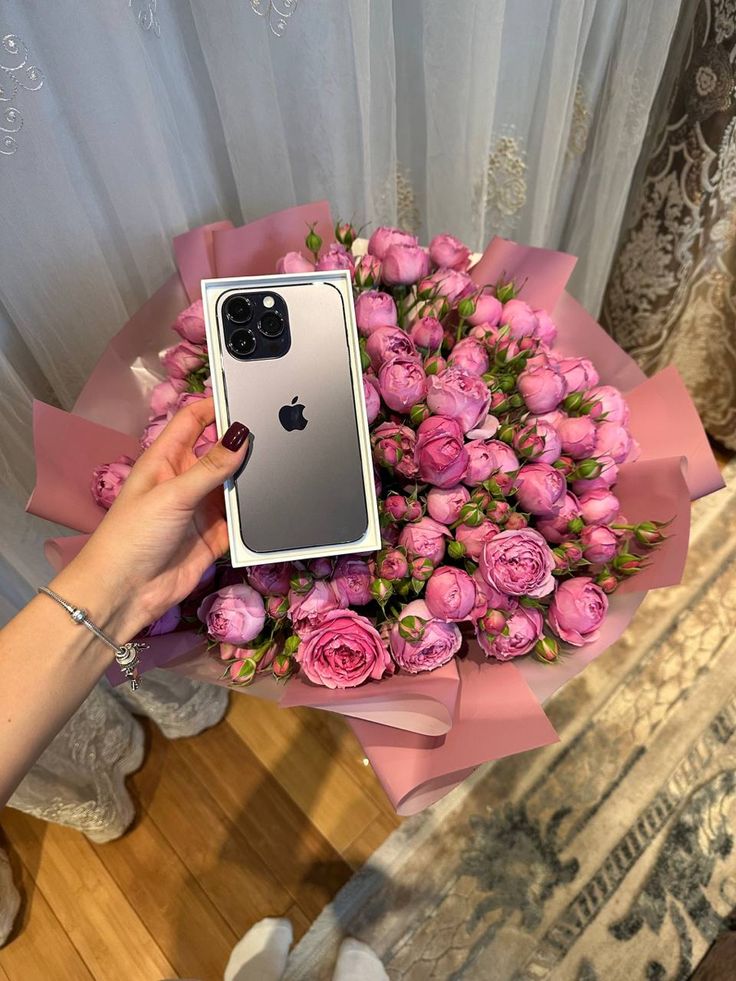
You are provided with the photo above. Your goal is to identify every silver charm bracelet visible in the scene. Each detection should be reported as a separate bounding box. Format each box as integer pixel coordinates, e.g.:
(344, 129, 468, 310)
(37, 586, 146, 691)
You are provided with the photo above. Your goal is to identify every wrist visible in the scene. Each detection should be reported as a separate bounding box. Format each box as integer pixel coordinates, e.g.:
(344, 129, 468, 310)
(49, 556, 139, 644)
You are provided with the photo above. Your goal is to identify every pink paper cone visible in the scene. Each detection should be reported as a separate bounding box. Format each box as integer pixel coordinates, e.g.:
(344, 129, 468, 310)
(173, 220, 234, 303)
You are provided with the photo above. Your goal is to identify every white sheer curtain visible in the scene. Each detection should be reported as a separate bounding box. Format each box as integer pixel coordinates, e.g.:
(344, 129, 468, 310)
(0, 0, 682, 931)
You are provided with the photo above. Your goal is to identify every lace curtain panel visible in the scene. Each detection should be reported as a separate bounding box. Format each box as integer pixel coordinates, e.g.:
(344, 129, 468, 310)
(0, 0, 685, 947)
(602, 0, 736, 450)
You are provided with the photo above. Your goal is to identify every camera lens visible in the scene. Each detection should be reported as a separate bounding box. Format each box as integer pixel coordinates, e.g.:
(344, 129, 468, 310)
(224, 295, 253, 325)
(258, 311, 284, 338)
(229, 328, 257, 357)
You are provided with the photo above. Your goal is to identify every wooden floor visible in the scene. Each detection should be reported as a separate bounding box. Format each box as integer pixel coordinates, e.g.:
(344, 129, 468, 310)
(0, 696, 400, 981)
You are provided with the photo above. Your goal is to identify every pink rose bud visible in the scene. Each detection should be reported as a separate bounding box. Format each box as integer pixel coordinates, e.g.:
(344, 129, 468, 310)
(428, 233, 471, 271)
(366, 325, 420, 371)
(426, 485, 471, 524)
(378, 356, 427, 412)
(423, 352, 447, 376)
(91, 455, 135, 509)
(410, 316, 444, 351)
(502, 299, 538, 339)
(266, 595, 290, 620)
(316, 243, 355, 273)
(276, 251, 315, 274)
(458, 501, 485, 527)
(557, 415, 598, 460)
(397, 613, 427, 643)
(362, 375, 381, 425)
(455, 520, 499, 561)
(290, 571, 313, 594)
(487, 500, 510, 523)
(370, 577, 393, 605)
(632, 520, 667, 546)
(198, 584, 266, 645)
(561, 541, 584, 563)
(305, 224, 322, 256)
(247, 562, 294, 596)
(371, 422, 418, 479)
(468, 293, 503, 327)
(425, 566, 476, 621)
(161, 340, 207, 380)
(354, 253, 382, 288)
(613, 552, 644, 576)
(332, 557, 373, 605)
(548, 577, 608, 646)
(381, 243, 431, 286)
(418, 268, 475, 304)
(399, 516, 449, 565)
(448, 338, 489, 376)
(505, 512, 528, 530)
(581, 525, 618, 565)
(480, 609, 506, 635)
(426, 366, 492, 433)
(410, 402, 432, 426)
(389, 599, 462, 673)
(405, 498, 423, 522)
(595, 571, 619, 593)
(272, 653, 293, 679)
(377, 549, 409, 581)
(414, 415, 469, 488)
(480, 528, 556, 598)
(229, 658, 258, 685)
(587, 385, 630, 425)
(579, 489, 620, 526)
(410, 557, 435, 582)
(572, 456, 618, 494)
(517, 362, 567, 414)
(173, 299, 207, 344)
(384, 493, 410, 521)
(354, 290, 399, 337)
(571, 458, 603, 481)
(477, 606, 544, 661)
(368, 226, 418, 260)
(335, 221, 357, 247)
(514, 463, 567, 517)
(535, 635, 559, 662)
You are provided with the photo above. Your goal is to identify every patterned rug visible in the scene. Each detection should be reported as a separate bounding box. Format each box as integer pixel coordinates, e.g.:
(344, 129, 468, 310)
(286, 462, 736, 981)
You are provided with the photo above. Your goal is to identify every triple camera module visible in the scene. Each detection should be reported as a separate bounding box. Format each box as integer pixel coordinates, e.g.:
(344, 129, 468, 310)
(222, 292, 292, 361)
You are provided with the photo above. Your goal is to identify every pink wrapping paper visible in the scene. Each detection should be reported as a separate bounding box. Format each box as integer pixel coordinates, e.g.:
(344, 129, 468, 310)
(26, 211, 724, 814)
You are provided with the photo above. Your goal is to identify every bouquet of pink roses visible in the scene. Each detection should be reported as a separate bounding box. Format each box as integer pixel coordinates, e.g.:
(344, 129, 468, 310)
(28, 203, 723, 813)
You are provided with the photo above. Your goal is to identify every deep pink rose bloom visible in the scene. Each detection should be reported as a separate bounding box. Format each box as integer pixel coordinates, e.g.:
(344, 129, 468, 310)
(173, 299, 206, 344)
(517, 362, 567, 414)
(533, 309, 557, 346)
(467, 293, 503, 327)
(456, 520, 501, 561)
(414, 415, 469, 488)
(425, 566, 476, 621)
(377, 549, 409, 581)
(354, 290, 398, 337)
(480, 528, 555, 598)
(594, 422, 632, 464)
(463, 439, 519, 487)
(384, 493, 411, 521)
(297, 609, 392, 688)
(367, 226, 418, 260)
(161, 340, 206, 379)
(515, 419, 561, 464)
(426, 366, 491, 433)
(277, 251, 315, 273)
(247, 562, 294, 596)
(378, 356, 427, 412)
(579, 489, 620, 526)
(472, 569, 518, 613)
(448, 338, 489, 376)
(144, 604, 181, 637)
(332, 557, 373, 606)
(554, 356, 599, 392)
(557, 415, 598, 460)
(572, 455, 618, 495)
(139, 415, 168, 450)
(410, 316, 444, 351)
(354, 253, 382, 288)
(381, 243, 430, 285)
(429, 233, 471, 271)
(150, 377, 187, 416)
(288, 580, 343, 634)
(371, 421, 418, 479)
(363, 375, 381, 424)
(309, 557, 334, 579)
(426, 485, 470, 523)
(548, 577, 608, 646)
(91, 455, 135, 509)
(197, 584, 266, 645)
(536, 493, 582, 544)
(389, 599, 462, 674)
(316, 243, 355, 273)
(581, 525, 618, 565)
(419, 268, 475, 303)
(588, 385, 630, 425)
(477, 606, 543, 660)
(399, 517, 449, 565)
(366, 325, 420, 371)
(502, 300, 538, 339)
(514, 462, 567, 516)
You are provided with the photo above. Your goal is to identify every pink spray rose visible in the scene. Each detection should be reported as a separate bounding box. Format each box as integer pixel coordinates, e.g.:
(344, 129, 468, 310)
(367, 226, 418, 260)
(377, 549, 409, 581)
(473, 569, 518, 613)
(414, 415, 469, 488)
(296, 609, 393, 688)
(381, 243, 430, 285)
(197, 584, 266, 645)
(548, 577, 608, 646)
(448, 337, 489, 376)
(354, 252, 382, 288)
(354, 290, 398, 337)
(578, 489, 620, 526)
(588, 385, 630, 425)
(425, 566, 476, 621)
(536, 493, 583, 544)
(456, 520, 500, 561)
(288, 580, 343, 634)
(517, 361, 567, 414)
(533, 309, 557, 346)
(429, 233, 471, 271)
(389, 599, 462, 673)
(371, 422, 418, 479)
(173, 299, 207, 344)
(426, 367, 491, 433)
(332, 557, 373, 606)
(149, 377, 187, 417)
(363, 375, 381, 424)
(419, 268, 475, 303)
(161, 340, 206, 379)
(581, 525, 618, 565)
(477, 606, 543, 660)
(572, 455, 618, 495)
(316, 243, 355, 272)
(378, 357, 427, 412)
(557, 415, 598, 460)
(91, 455, 135, 509)
(410, 316, 444, 351)
(467, 293, 503, 327)
(426, 485, 470, 524)
(502, 300, 538, 339)
(247, 562, 294, 596)
(515, 419, 561, 464)
(366, 325, 420, 371)
(399, 517, 449, 565)
(555, 357, 599, 392)
(480, 528, 555, 598)
(514, 462, 567, 516)
(463, 439, 519, 487)
(594, 422, 633, 464)
(276, 250, 315, 273)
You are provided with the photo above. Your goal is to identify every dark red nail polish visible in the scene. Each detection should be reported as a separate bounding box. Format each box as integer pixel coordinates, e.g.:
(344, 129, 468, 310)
(222, 422, 249, 452)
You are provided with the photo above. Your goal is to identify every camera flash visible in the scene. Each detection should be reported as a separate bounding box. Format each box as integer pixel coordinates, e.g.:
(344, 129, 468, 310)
(263, 295, 275, 308)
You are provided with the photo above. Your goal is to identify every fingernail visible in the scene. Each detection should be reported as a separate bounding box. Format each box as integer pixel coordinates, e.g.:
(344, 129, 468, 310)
(222, 422, 249, 452)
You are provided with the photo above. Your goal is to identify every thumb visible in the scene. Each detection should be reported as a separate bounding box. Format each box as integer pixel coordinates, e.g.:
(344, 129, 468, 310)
(175, 421, 250, 507)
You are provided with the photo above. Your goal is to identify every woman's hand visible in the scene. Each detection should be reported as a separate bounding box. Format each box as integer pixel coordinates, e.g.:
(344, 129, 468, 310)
(51, 398, 248, 641)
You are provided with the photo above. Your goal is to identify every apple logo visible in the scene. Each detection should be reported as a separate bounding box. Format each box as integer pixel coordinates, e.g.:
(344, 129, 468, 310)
(279, 395, 308, 432)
